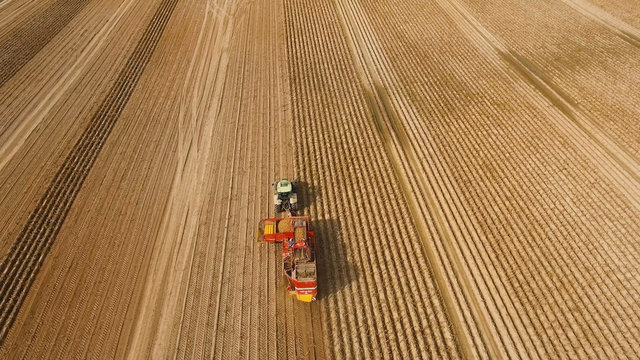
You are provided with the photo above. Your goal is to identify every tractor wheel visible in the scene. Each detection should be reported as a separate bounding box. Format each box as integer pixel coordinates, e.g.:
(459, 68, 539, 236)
(290, 203, 298, 211)
(274, 204, 282, 213)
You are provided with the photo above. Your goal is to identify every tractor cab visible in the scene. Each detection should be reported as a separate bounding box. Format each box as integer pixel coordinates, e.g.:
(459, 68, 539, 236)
(276, 179, 293, 199)
(273, 178, 298, 213)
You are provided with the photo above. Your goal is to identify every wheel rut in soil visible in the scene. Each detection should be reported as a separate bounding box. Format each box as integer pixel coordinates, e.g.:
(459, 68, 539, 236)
(0, 0, 92, 88)
(0, 0, 179, 344)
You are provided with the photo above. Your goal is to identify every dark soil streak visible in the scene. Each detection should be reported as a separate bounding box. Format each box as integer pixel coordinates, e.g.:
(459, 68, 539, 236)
(0, 0, 92, 88)
(0, 0, 180, 344)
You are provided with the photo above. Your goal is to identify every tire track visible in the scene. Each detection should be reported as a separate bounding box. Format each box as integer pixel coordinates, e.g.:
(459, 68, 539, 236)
(0, 0, 92, 88)
(225, 14, 255, 354)
(0, 0, 179, 344)
(120, 0, 239, 356)
(169, 5, 234, 355)
(246, 1, 271, 356)
(207, 7, 250, 359)
(231, 3, 270, 358)
(247, 24, 265, 356)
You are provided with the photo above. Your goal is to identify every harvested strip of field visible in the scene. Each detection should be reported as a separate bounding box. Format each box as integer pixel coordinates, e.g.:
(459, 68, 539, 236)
(283, 0, 464, 357)
(1, 0, 640, 358)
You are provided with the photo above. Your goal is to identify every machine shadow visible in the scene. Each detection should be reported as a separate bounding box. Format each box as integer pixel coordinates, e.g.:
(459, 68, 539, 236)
(313, 218, 358, 300)
(295, 180, 318, 212)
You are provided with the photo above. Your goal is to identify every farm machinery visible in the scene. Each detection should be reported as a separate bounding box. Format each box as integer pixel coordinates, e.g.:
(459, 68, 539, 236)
(272, 178, 298, 213)
(257, 211, 317, 302)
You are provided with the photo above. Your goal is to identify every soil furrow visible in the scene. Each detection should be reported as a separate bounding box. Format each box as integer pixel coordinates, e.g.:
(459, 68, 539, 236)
(3, 0, 640, 357)
(560, 0, 640, 48)
(331, 0, 498, 357)
(357, 0, 640, 356)
(0, 0, 179, 344)
(0, 0, 92, 88)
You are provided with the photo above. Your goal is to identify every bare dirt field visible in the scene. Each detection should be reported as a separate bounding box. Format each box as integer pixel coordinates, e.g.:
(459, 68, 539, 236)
(1, 0, 640, 358)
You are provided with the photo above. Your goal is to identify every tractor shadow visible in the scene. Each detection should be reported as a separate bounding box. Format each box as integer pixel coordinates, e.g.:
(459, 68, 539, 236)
(313, 218, 358, 300)
(295, 180, 318, 212)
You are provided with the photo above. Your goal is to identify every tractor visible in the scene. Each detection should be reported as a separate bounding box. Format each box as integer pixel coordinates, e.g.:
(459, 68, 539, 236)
(273, 178, 298, 213)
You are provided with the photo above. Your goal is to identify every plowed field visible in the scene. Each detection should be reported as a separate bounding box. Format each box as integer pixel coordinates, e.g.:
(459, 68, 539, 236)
(1, 0, 640, 358)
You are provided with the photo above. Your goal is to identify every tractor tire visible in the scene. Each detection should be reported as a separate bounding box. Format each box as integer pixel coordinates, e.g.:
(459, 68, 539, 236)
(274, 204, 282, 213)
(290, 203, 298, 211)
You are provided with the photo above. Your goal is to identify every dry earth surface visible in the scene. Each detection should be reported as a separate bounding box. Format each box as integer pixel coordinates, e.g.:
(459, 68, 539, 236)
(1, 0, 640, 358)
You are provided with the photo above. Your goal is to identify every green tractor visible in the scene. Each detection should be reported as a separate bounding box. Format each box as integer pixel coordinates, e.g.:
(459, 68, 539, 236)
(273, 178, 298, 213)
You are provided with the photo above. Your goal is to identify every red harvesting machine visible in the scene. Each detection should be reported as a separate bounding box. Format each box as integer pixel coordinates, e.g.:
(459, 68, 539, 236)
(257, 216, 317, 302)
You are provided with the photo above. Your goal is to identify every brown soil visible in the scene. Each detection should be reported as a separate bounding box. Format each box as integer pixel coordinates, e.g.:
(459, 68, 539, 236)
(2, 0, 640, 358)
